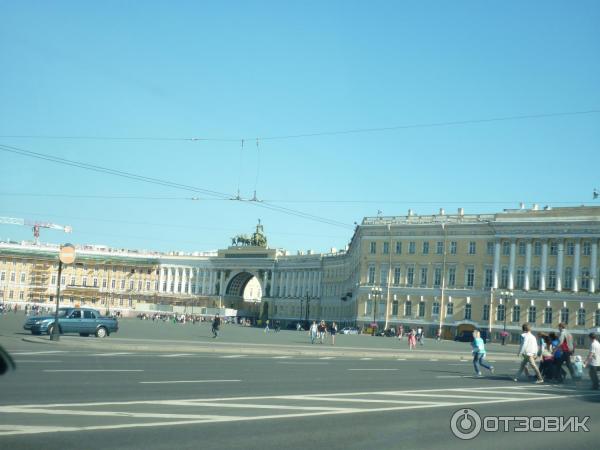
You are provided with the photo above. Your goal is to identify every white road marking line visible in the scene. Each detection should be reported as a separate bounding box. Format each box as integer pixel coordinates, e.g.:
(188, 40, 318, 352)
(10, 351, 66, 355)
(348, 368, 398, 371)
(0, 407, 235, 420)
(14, 360, 63, 363)
(397, 358, 407, 361)
(382, 392, 531, 401)
(160, 354, 195, 358)
(2, 394, 593, 437)
(279, 396, 445, 405)
(319, 357, 335, 360)
(452, 388, 555, 396)
(271, 356, 292, 359)
(220, 355, 247, 358)
(43, 370, 144, 372)
(360, 358, 372, 360)
(140, 380, 241, 384)
(429, 359, 439, 361)
(277, 362, 329, 365)
(91, 352, 133, 356)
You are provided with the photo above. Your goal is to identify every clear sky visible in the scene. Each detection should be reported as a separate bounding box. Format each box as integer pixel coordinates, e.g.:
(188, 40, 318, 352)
(1, 1, 599, 254)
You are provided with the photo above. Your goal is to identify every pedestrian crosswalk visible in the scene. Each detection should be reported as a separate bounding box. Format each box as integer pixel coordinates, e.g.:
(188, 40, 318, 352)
(1, 384, 595, 436)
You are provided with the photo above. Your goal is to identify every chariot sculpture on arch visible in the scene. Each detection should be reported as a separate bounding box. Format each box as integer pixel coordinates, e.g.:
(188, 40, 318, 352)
(231, 220, 268, 248)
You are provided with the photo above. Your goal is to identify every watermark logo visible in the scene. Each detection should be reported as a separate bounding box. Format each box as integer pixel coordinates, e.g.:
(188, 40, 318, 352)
(450, 408, 590, 440)
(450, 409, 482, 440)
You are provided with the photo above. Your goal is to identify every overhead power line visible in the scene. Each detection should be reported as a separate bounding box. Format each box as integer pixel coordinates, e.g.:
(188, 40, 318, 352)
(0, 109, 597, 143)
(0, 144, 353, 230)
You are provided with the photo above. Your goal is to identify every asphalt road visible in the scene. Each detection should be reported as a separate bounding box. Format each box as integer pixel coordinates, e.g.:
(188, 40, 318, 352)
(1, 314, 599, 449)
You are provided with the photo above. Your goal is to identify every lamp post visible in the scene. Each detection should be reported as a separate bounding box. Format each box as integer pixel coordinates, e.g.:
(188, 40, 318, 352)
(51, 244, 76, 341)
(305, 291, 311, 323)
(370, 286, 383, 335)
(500, 290, 514, 345)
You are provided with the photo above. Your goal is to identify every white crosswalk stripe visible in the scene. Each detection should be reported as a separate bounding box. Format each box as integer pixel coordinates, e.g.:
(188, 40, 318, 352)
(1, 385, 595, 436)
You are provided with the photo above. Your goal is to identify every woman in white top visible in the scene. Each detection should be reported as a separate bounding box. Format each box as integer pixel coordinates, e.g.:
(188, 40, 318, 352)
(584, 332, 600, 390)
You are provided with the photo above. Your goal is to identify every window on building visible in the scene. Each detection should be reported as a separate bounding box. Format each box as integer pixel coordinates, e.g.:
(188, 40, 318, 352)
(380, 264, 389, 285)
(93, 278, 98, 288)
(420, 267, 428, 287)
(549, 242, 558, 256)
(10, 272, 15, 282)
(20, 272, 26, 283)
(422, 242, 429, 255)
(120, 280, 126, 290)
(82, 277, 87, 287)
(432, 302, 440, 315)
(70, 276, 76, 286)
(564, 267, 573, 289)
(51, 274, 56, 285)
(512, 305, 521, 323)
(446, 302, 454, 316)
(534, 242, 542, 256)
(392, 301, 399, 316)
(532, 269, 540, 290)
(500, 267, 509, 288)
(393, 268, 401, 286)
(383, 242, 389, 254)
(577, 308, 586, 326)
(482, 304, 490, 321)
(464, 304, 472, 320)
(436, 241, 444, 255)
(583, 242, 591, 256)
(581, 269, 590, 290)
(404, 300, 412, 317)
(484, 268, 493, 289)
(497, 304, 505, 321)
(560, 307, 569, 324)
(146, 281, 151, 291)
(418, 301, 425, 317)
(468, 242, 476, 255)
(503, 241, 510, 256)
(595, 310, 600, 327)
(60, 276, 65, 286)
(466, 268, 475, 288)
(548, 269, 556, 289)
(434, 268, 442, 287)
(368, 266, 375, 284)
(111, 279, 116, 289)
(544, 307, 553, 324)
(528, 306, 537, 323)
(448, 267, 456, 287)
(138, 280, 142, 291)
(370, 242, 376, 254)
(450, 241, 457, 254)
(566, 242, 575, 256)
(407, 267, 414, 286)
(409, 242, 416, 254)
(395, 242, 402, 254)
(102, 278, 107, 288)
(518, 242, 526, 256)
(365, 300, 372, 315)
(487, 242, 494, 255)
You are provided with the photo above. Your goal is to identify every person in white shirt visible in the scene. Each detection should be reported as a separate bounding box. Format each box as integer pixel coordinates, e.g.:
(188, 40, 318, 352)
(584, 332, 600, 390)
(514, 323, 544, 383)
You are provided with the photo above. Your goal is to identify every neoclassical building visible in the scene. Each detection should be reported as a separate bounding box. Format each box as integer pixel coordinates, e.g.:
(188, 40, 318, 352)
(1, 206, 599, 342)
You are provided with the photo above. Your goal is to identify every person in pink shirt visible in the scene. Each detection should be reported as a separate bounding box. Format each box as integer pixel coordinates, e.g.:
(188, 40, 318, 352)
(408, 329, 417, 350)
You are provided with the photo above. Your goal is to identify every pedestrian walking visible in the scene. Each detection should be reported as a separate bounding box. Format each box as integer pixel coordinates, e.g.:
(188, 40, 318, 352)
(471, 330, 494, 376)
(398, 324, 404, 341)
(408, 329, 416, 350)
(330, 322, 338, 346)
(514, 323, 544, 383)
(309, 321, 318, 344)
(211, 314, 221, 338)
(264, 319, 270, 333)
(556, 323, 576, 383)
(584, 332, 600, 390)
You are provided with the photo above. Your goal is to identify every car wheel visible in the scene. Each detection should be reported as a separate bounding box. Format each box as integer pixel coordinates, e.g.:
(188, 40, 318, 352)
(47, 324, 55, 335)
(95, 327, 107, 338)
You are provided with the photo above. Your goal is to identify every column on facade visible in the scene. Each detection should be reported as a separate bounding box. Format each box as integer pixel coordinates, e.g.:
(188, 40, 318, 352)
(524, 241, 532, 291)
(590, 239, 598, 293)
(174, 267, 181, 293)
(159, 267, 165, 293)
(508, 240, 516, 290)
(289, 271, 296, 298)
(270, 269, 277, 298)
(206, 270, 213, 295)
(188, 268, 193, 294)
(202, 270, 208, 295)
(556, 240, 564, 292)
(316, 271, 322, 298)
(180, 268, 187, 294)
(573, 240, 581, 293)
(300, 270, 306, 297)
(307, 271, 314, 297)
(194, 268, 200, 294)
(492, 240, 501, 289)
(218, 271, 224, 295)
(166, 267, 173, 293)
(540, 241, 548, 291)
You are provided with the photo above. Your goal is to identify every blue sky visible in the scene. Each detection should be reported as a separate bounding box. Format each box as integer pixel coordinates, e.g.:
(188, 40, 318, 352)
(1, 1, 599, 253)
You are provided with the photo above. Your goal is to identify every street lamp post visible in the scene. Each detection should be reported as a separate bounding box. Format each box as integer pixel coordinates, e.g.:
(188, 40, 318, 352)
(51, 244, 76, 341)
(370, 287, 383, 335)
(500, 290, 514, 345)
(305, 292, 311, 323)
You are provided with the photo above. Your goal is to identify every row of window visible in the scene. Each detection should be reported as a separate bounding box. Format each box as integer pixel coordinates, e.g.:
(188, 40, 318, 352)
(366, 265, 595, 290)
(368, 240, 597, 256)
(363, 300, 600, 327)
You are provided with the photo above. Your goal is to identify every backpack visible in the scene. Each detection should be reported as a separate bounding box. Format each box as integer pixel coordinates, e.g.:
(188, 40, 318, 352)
(559, 333, 574, 353)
